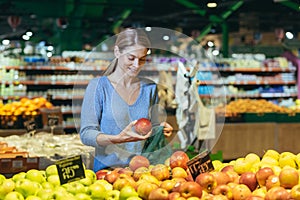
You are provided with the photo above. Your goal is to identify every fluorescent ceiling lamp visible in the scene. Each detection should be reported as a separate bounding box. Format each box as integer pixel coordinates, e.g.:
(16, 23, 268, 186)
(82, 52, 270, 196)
(207, 2, 217, 8)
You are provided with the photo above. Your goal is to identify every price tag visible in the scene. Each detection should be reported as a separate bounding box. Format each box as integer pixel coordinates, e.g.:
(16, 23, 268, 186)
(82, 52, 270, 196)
(48, 114, 59, 127)
(24, 118, 36, 133)
(187, 150, 214, 180)
(55, 155, 85, 185)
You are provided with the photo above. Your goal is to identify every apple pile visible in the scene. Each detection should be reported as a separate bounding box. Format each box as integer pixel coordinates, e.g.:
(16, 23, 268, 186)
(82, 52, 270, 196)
(1, 149, 300, 200)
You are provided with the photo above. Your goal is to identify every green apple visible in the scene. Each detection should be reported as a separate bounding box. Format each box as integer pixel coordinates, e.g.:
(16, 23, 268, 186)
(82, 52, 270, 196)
(3, 191, 24, 200)
(45, 165, 58, 177)
(25, 169, 46, 184)
(25, 195, 42, 200)
(105, 190, 120, 200)
(0, 174, 6, 184)
(62, 182, 87, 195)
(12, 172, 26, 182)
(36, 188, 54, 200)
(127, 197, 142, 200)
(47, 175, 61, 187)
(79, 169, 96, 186)
(15, 179, 42, 198)
(86, 182, 106, 199)
(119, 185, 139, 200)
(52, 188, 76, 200)
(93, 180, 113, 191)
(0, 179, 16, 199)
(41, 181, 54, 189)
(74, 193, 92, 200)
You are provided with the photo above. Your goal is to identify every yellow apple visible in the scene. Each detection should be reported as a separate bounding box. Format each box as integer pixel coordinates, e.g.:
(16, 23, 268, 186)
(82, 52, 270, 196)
(263, 149, 280, 161)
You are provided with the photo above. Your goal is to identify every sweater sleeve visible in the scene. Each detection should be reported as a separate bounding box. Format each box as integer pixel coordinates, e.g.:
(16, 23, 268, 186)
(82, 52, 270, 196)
(79, 78, 102, 147)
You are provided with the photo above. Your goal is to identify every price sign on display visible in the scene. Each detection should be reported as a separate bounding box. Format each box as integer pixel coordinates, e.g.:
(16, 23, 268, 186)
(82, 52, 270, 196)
(47, 114, 59, 127)
(187, 150, 214, 180)
(24, 118, 36, 134)
(55, 155, 85, 184)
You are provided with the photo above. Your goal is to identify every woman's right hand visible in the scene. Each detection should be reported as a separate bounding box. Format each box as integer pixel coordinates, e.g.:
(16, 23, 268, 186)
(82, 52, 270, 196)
(118, 120, 152, 142)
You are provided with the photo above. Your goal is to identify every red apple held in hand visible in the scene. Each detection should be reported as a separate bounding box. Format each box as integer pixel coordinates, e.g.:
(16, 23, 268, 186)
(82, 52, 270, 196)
(129, 155, 150, 172)
(179, 181, 203, 199)
(279, 167, 299, 189)
(134, 118, 152, 135)
(170, 151, 190, 170)
(255, 167, 274, 187)
(239, 172, 258, 191)
(148, 188, 169, 200)
(212, 184, 233, 200)
(195, 172, 217, 193)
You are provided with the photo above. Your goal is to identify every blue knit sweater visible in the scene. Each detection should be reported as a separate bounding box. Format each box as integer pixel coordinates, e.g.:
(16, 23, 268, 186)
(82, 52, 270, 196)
(79, 76, 158, 171)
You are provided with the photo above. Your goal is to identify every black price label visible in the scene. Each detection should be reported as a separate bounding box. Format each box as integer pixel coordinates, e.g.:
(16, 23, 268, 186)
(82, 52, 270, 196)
(24, 119, 36, 133)
(187, 150, 214, 180)
(48, 114, 59, 127)
(55, 155, 85, 185)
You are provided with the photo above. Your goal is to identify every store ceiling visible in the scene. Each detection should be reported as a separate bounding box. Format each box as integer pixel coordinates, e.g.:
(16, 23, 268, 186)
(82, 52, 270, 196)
(0, 0, 299, 50)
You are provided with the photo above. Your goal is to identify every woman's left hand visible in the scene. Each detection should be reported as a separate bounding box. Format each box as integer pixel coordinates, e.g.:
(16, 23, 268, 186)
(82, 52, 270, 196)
(160, 122, 173, 137)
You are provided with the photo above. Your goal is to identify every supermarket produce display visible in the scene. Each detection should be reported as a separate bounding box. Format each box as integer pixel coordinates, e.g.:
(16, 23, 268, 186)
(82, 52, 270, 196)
(0, 149, 300, 199)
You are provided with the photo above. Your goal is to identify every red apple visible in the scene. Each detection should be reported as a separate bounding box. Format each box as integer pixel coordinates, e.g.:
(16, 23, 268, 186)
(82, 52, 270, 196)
(129, 155, 150, 172)
(104, 170, 119, 184)
(132, 166, 150, 181)
(255, 167, 274, 187)
(195, 172, 217, 193)
(170, 151, 190, 170)
(212, 184, 233, 200)
(179, 181, 203, 199)
(212, 171, 231, 186)
(226, 171, 240, 183)
(290, 184, 300, 200)
(172, 167, 188, 179)
(186, 169, 194, 182)
(168, 192, 181, 200)
(265, 186, 291, 200)
(118, 167, 134, 177)
(245, 196, 264, 200)
(279, 167, 299, 189)
(232, 184, 252, 200)
(160, 179, 177, 193)
(134, 118, 152, 135)
(137, 182, 158, 200)
(265, 175, 280, 190)
(221, 165, 234, 173)
(239, 172, 258, 191)
(148, 188, 169, 200)
(95, 169, 109, 180)
(151, 164, 170, 181)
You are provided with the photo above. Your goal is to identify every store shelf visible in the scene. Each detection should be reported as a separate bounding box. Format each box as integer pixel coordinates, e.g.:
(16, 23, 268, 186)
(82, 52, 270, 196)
(196, 80, 296, 85)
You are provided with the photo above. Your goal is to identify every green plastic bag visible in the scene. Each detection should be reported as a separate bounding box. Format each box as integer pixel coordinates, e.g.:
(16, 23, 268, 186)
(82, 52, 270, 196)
(141, 126, 173, 164)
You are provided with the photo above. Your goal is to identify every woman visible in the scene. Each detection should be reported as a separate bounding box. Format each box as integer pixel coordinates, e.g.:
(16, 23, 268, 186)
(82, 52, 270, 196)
(80, 28, 173, 171)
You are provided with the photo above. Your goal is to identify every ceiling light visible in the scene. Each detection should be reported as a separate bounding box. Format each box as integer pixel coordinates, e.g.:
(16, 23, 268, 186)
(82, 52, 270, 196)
(145, 27, 152, 32)
(285, 31, 294, 39)
(163, 35, 170, 41)
(207, 2, 217, 8)
(2, 39, 10, 45)
(26, 31, 33, 37)
(207, 41, 214, 47)
(22, 35, 30, 41)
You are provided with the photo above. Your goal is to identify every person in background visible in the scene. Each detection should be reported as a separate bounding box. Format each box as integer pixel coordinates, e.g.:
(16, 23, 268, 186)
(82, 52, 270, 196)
(79, 28, 173, 171)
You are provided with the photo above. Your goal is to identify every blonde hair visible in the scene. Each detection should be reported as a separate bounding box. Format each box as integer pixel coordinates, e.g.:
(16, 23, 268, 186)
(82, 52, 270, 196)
(102, 28, 151, 76)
